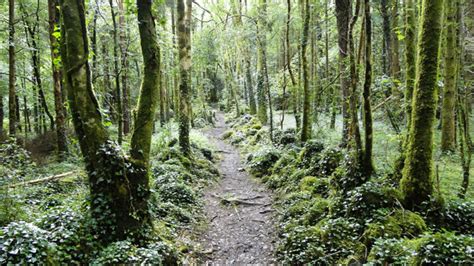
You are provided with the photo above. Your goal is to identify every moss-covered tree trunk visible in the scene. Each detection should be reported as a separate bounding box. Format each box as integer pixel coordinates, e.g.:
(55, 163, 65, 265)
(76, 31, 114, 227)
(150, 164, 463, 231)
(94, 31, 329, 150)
(287, 0, 300, 130)
(441, 0, 458, 152)
(363, 0, 374, 176)
(59, 0, 160, 242)
(245, 57, 257, 115)
(256, 0, 268, 125)
(404, 0, 416, 129)
(109, 0, 123, 144)
(348, 0, 362, 156)
(48, 0, 68, 158)
(177, 0, 192, 155)
(401, 0, 444, 209)
(300, 0, 311, 142)
(8, 0, 17, 137)
(390, 0, 401, 79)
(336, 0, 351, 146)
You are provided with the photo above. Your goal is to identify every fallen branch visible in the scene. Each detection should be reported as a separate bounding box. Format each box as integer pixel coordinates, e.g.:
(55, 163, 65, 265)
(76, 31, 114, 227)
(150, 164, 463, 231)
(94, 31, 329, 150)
(212, 193, 263, 206)
(373, 95, 394, 111)
(7, 171, 78, 188)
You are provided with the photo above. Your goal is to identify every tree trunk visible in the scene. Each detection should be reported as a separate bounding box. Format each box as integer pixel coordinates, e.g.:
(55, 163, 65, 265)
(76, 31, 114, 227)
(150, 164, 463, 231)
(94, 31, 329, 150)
(401, 0, 444, 209)
(287, 0, 300, 130)
(336, 0, 351, 146)
(441, 0, 458, 152)
(301, 0, 311, 142)
(177, 0, 192, 155)
(381, 0, 391, 76)
(48, 0, 68, 158)
(348, 0, 362, 155)
(363, 0, 374, 176)
(8, 0, 17, 137)
(390, 0, 401, 79)
(404, 0, 416, 129)
(245, 57, 257, 114)
(109, 0, 123, 144)
(59, 0, 159, 242)
(256, 0, 268, 125)
(118, 0, 131, 135)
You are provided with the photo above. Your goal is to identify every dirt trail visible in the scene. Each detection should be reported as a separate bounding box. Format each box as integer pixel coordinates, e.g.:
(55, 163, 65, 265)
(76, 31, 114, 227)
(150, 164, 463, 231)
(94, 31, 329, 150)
(199, 112, 276, 264)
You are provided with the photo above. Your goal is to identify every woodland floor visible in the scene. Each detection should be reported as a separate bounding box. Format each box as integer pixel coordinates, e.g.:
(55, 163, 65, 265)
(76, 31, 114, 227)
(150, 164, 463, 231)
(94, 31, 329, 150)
(198, 112, 277, 264)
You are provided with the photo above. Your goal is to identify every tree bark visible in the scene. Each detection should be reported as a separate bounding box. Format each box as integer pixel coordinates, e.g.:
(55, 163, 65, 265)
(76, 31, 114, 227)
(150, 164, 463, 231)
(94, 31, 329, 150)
(109, 0, 123, 144)
(363, 0, 374, 176)
(59, 0, 158, 242)
(336, 0, 351, 146)
(401, 0, 444, 209)
(301, 0, 311, 142)
(48, 0, 68, 158)
(118, 0, 131, 135)
(256, 0, 268, 125)
(441, 0, 458, 152)
(8, 0, 17, 137)
(177, 0, 192, 155)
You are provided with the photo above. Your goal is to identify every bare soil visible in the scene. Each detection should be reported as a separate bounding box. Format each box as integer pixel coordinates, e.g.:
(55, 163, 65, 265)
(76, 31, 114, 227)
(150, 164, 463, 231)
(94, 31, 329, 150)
(198, 112, 276, 264)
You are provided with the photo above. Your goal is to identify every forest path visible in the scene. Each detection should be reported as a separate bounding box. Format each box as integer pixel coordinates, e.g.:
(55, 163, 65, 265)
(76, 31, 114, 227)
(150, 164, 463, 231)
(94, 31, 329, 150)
(198, 111, 276, 264)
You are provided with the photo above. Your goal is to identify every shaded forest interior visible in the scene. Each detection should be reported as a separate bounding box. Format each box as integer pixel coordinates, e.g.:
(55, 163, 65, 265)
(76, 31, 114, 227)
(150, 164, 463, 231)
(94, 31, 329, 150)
(0, 0, 473, 264)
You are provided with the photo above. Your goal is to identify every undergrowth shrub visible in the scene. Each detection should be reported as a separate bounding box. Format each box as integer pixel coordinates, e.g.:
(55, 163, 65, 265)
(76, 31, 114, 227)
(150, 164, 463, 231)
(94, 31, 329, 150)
(0, 221, 56, 264)
(92, 239, 178, 265)
(247, 147, 281, 178)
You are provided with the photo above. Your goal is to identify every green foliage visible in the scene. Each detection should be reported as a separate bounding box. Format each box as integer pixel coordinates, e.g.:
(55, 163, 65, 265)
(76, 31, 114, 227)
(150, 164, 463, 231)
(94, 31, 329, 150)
(247, 147, 282, 178)
(363, 210, 427, 246)
(413, 231, 474, 264)
(0, 221, 56, 264)
(367, 238, 419, 264)
(335, 180, 402, 220)
(0, 141, 35, 180)
(92, 240, 178, 265)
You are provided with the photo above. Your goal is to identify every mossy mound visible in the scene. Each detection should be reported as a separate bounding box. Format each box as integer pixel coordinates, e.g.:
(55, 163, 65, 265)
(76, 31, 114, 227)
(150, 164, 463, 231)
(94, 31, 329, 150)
(335, 180, 402, 220)
(247, 147, 282, 178)
(368, 232, 474, 265)
(363, 210, 427, 246)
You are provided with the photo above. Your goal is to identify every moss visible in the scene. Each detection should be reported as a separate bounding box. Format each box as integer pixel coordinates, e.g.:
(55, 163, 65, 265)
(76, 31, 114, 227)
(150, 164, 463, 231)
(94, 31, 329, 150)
(367, 238, 420, 264)
(337, 180, 402, 220)
(302, 197, 330, 226)
(299, 176, 329, 196)
(363, 210, 426, 246)
(401, 0, 444, 209)
(247, 147, 281, 178)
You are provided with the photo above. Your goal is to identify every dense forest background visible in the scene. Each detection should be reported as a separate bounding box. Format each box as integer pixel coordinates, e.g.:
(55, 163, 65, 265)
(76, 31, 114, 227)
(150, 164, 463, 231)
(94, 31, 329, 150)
(0, 0, 473, 264)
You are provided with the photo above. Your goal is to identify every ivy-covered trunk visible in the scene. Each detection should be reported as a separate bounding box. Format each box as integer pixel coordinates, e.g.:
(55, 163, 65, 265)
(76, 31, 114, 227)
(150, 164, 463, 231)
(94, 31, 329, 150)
(401, 0, 444, 209)
(59, 0, 160, 242)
